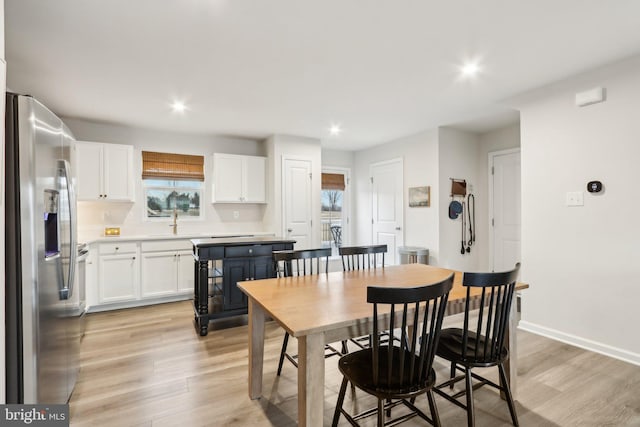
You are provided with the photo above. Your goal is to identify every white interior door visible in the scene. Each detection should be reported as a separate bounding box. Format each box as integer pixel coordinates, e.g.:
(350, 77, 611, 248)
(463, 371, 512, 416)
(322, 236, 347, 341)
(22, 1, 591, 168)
(283, 158, 313, 250)
(491, 149, 521, 272)
(370, 159, 403, 264)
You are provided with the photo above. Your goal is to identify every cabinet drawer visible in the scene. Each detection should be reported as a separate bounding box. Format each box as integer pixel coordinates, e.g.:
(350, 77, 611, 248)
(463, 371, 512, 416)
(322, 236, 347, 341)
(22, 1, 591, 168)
(99, 242, 138, 255)
(224, 245, 273, 258)
(141, 240, 192, 252)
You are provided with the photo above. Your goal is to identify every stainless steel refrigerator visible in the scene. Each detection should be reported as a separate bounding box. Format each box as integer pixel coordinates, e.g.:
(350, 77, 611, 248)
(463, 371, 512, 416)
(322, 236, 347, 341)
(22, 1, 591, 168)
(5, 93, 81, 403)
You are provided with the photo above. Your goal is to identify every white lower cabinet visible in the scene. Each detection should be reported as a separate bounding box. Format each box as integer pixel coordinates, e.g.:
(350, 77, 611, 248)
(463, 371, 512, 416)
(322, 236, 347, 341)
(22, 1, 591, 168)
(98, 243, 139, 303)
(89, 239, 193, 311)
(177, 250, 195, 293)
(140, 248, 193, 298)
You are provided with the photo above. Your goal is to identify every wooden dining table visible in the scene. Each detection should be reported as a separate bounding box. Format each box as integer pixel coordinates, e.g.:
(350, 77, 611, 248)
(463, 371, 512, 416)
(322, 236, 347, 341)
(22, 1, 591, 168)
(238, 263, 528, 427)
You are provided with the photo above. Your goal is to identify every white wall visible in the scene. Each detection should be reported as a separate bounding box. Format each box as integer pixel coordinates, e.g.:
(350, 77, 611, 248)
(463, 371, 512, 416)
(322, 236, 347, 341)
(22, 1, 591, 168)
(476, 124, 521, 270)
(264, 134, 322, 246)
(515, 55, 640, 364)
(322, 148, 354, 169)
(64, 118, 268, 240)
(353, 130, 440, 262)
(437, 128, 481, 270)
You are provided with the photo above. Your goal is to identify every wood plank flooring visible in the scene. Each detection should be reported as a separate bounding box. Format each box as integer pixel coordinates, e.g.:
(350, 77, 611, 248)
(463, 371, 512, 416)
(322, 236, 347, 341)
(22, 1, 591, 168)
(69, 301, 640, 426)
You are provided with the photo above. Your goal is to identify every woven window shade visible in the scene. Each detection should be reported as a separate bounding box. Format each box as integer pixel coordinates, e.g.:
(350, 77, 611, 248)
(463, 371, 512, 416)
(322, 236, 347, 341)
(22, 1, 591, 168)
(321, 173, 345, 190)
(142, 151, 204, 181)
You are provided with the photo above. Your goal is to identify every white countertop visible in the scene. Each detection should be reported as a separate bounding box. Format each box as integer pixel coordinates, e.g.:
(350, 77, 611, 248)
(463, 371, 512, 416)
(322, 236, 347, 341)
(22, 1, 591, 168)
(84, 231, 275, 244)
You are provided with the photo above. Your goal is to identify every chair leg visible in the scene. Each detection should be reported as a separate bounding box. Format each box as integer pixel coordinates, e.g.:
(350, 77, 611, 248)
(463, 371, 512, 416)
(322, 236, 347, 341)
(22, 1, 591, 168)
(465, 367, 475, 427)
(332, 377, 349, 427)
(341, 340, 349, 354)
(426, 390, 442, 427)
(450, 362, 456, 389)
(498, 363, 519, 426)
(377, 398, 385, 427)
(277, 332, 289, 376)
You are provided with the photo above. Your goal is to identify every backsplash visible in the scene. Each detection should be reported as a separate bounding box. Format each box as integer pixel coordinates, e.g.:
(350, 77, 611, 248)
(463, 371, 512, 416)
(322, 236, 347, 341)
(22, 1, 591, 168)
(77, 202, 268, 242)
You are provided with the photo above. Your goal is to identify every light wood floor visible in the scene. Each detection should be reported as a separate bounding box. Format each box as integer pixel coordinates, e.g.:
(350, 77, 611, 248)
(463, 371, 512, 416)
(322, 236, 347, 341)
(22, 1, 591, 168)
(70, 301, 640, 426)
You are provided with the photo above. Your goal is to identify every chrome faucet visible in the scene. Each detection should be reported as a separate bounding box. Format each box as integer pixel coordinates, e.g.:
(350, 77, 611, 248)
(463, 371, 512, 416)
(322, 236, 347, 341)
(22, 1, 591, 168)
(170, 207, 178, 235)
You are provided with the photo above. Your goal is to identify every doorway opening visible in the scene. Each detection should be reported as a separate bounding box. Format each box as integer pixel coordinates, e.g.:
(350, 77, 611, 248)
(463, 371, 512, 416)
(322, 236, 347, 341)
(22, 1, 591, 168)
(320, 168, 350, 256)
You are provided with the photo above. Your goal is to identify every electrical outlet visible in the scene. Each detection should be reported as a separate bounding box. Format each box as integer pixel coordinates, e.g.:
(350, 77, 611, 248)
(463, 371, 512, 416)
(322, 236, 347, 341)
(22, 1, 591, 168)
(566, 191, 584, 207)
(233, 211, 240, 219)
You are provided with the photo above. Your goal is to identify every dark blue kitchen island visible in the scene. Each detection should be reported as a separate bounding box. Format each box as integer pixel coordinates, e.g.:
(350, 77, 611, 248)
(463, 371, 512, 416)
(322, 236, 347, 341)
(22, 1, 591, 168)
(191, 236, 295, 336)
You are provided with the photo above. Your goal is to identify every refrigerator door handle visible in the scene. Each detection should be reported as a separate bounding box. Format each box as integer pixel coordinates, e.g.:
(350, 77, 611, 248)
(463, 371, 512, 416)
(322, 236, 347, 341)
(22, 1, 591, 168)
(59, 159, 77, 300)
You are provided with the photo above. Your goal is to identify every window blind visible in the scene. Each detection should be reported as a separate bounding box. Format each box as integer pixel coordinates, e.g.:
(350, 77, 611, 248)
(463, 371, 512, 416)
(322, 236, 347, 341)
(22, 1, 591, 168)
(321, 173, 345, 190)
(142, 151, 205, 181)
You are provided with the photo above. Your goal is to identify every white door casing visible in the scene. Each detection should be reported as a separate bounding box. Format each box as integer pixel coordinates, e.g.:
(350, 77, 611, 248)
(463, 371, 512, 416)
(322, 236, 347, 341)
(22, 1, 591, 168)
(490, 149, 521, 272)
(370, 158, 404, 265)
(283, 157, 313, 250)
(322, 166, 351, 249)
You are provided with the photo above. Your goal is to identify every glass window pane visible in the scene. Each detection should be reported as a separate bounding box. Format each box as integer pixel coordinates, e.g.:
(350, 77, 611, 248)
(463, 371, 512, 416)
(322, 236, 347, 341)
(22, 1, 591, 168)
(321, 189, 343, 256)
(145, 185, 201, 219)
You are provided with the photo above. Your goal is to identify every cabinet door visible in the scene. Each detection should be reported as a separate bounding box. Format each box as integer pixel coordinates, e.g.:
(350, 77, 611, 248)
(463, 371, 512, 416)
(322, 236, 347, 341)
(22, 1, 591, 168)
(99, 254, 138, 303)
(176, 250, 194, 294)
(141, 252, 177, 298)
(76, 142, 103, 201)
(213, 154, 244, 202)
(222, 258, 249, 310)
(244, 156, 266, 203)
(103, 144, 134, 201)
(252, 256, 274, 280)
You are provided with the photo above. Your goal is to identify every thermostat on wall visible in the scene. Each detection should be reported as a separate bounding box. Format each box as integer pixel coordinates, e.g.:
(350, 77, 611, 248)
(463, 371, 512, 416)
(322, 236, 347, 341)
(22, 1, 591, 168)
(587, 181, 603, 193)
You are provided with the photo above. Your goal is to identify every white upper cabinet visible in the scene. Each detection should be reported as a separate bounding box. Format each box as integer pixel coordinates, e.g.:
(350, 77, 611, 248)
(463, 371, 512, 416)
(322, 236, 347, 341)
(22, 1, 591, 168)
(212, 153, 266, 203)
(76, 141, 134, 202)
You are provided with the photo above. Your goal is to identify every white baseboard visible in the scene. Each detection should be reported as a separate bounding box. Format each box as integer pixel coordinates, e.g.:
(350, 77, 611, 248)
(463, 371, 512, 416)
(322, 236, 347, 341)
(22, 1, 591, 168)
(86, 294, 192, 313)
(518, 321, 640, 366)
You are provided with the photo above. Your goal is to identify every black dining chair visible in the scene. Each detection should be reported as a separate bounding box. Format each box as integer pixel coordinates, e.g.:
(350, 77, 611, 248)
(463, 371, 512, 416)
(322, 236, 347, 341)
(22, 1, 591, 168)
(273, 248, 346, 375)
(340, 244, 386, 271)
(339, 245, 388, 351)
(433, 263, 521, 427)
(332, 273, 454, 427)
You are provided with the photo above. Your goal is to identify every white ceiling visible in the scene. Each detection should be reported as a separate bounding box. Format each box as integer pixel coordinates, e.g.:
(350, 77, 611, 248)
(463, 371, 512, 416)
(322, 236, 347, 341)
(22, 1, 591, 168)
(6, 1, 640, 151)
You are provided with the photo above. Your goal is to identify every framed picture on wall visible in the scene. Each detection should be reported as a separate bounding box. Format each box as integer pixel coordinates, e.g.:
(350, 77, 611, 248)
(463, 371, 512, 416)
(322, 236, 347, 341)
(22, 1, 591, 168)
(409, 186, 430, 207)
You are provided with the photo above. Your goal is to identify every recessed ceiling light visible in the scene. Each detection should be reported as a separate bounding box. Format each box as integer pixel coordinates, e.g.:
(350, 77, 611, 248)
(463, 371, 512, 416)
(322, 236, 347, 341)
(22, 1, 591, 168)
(329, 124, 342, 136)
(171, 100, 187, 113)
(460, 61, 480, 78)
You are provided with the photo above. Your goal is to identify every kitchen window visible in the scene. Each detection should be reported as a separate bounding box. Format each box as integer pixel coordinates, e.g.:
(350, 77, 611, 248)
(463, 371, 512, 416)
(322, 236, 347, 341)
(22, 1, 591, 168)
(142, 151, 204, 220)
(144, 179, 202, 219)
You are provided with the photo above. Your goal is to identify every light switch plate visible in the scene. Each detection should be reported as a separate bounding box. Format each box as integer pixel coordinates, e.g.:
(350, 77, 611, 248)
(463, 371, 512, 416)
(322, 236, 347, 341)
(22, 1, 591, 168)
(566, 191, 584, 207)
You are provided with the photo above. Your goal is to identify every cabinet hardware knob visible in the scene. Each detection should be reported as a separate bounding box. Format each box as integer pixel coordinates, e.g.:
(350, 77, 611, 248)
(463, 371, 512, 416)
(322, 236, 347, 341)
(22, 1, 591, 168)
(115, 247, 119, 250)
(132, 256, 136, 260)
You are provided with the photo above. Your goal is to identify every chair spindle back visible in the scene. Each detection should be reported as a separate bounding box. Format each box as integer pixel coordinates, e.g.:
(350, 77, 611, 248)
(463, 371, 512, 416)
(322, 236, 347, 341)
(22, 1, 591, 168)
(367, 274, 453, 392)
(273, 248, 331, 277)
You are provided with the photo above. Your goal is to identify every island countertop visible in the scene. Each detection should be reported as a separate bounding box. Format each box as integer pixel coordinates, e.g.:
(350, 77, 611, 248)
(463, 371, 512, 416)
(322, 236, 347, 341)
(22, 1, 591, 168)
(190, 235, 296, 248)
